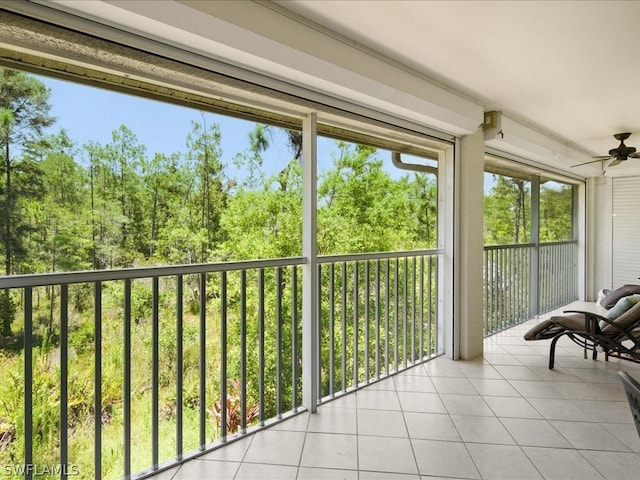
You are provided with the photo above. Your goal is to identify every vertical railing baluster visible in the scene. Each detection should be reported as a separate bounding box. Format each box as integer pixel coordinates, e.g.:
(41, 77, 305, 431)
(436, 256, 440, 353)
(507, 248, 511, 329)
(220, 272, 228, 440)
(428, 256, 433, 355)
(403, 256, 408, 368)
(483, 250, 488, 334)
(152, 277, 159, 468)
(60, 285, 69, 480)
(385, 259, 390, 375)
(509, 248, 513, 327)
(341, 262, 347, 392)
(516, 247, 521, 321)
(525, 247, 529, 318)
(291, 266, 298, 410)
(501, 249, 506, 330)
(419, 256, 424, 360)
(94, 281, 102, 479)
(364, 260, 369, 382)
(394, 258, 399, 371)
(539, 246, 544, 311)
(517, 248, 522, 320)
(412, 257, 416, 363)
(551, 245, 555, 307)
(275, 267, 282, 417)
(329, 263, 335, 397)
(538, 246, 542, 311)
(24, 287, 33, 480)
(199, 273, 206, 449)
(123, 279, 132, 476)
(486, 250, 489, 332)
(375, 260, 380, 378)
(176, 275, 184, 457)
(317, 265, 322, 401)
(563, 244, 568, 304)
(526, 247, 530, 317)
(552, 245, 556, 306)
(258, 269, 265, 425)
(492, 249, 497, 332)
(240, 270, 247, 433)
(510, 248, 514, 325)
(512, 247, 516, 323)
(498, 249, 501, 328)
(353, 261, 359, 388)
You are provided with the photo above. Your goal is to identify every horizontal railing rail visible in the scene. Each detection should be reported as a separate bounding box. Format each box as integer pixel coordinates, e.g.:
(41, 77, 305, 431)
(0, 257, 307, 289)
(0, 250, 442, 479)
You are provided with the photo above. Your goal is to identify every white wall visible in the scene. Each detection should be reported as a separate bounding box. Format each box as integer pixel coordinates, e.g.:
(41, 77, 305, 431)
(589, 177, 613, 295)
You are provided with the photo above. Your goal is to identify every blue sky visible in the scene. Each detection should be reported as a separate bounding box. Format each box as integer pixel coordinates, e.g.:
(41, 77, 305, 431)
(37, 75, 301, 179)
(37, 74, 443, 186)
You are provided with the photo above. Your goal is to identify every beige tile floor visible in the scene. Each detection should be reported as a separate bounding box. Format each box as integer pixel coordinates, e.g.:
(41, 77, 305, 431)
(150, 308, 640, 479)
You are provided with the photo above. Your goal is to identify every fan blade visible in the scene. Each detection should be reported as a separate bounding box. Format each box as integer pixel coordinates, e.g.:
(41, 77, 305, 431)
(570, 157, 611, 168)
(608, 158, 624, 167)
(629, 152, 640, 158)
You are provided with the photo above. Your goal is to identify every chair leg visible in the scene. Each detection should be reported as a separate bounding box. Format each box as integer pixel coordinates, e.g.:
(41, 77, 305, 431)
(549, 336, 561, 369)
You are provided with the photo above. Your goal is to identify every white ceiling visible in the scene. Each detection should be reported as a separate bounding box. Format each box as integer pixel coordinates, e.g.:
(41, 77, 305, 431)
(276, 0, 640, 173)
(17, 0, 640, 176)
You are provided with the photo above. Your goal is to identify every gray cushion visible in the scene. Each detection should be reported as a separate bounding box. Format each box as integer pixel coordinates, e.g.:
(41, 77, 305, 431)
(607, 295, 640, 320)
(601, 301, 640, 335)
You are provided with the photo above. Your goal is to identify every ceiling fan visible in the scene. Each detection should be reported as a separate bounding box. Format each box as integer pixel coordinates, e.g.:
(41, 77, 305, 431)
(571, 132, 640, 168)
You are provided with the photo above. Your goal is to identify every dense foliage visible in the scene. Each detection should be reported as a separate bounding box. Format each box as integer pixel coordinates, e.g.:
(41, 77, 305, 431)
(483, 174, 573, 245)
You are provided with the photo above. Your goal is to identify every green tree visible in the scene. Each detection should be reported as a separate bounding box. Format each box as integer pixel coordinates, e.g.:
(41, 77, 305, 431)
(186, 119, 228, 258)
(219, 125, 302, 260)
(82, 126, 147, 268)
(142, 151, 185, 258)
(484, 175, 531, 245)
(38, 130, 91, 273)
(0, 68, 54, 335)
(105, 125, 147, 263)
(317, 142, 416, 254)
(409, 173, 438, 248)
(540, 182, 573, 241)
(83, 140, 124, 269)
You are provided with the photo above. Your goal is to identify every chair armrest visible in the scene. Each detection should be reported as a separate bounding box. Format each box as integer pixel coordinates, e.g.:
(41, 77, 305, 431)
(564, 309, 640, 342)
(563, 310, 606, 333)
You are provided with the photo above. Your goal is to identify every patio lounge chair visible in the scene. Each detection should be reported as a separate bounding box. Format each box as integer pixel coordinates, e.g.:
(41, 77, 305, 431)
(524, 299, 640, 369)
(618, 372, 640, 439)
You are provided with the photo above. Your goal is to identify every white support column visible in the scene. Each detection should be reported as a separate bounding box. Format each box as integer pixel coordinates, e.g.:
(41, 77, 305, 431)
(529, 175, 540, 316)
(456, 129, 485, 360)
(302, 112, 318, 412)
(440, 142, 456, 359)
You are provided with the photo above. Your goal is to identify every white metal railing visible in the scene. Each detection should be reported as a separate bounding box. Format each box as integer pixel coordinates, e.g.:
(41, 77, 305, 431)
(317, 250, 440, 400)
(483, 240, 578, 336)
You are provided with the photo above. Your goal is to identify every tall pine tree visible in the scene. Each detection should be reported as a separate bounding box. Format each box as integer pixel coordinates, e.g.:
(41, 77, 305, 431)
(0, 68, 54, 335)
